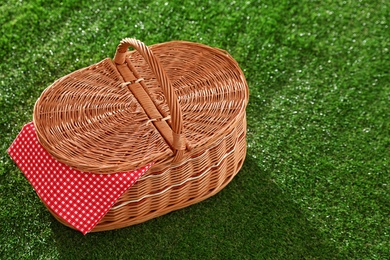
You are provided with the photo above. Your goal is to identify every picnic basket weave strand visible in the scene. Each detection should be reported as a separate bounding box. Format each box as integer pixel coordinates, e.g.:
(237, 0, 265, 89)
(33, 38, 249, 231)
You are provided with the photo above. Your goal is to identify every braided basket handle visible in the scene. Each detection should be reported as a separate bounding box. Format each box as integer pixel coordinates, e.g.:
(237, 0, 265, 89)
(114, 38, 186, 161)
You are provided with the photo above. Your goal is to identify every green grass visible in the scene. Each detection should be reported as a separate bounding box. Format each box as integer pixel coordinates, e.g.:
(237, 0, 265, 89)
(1, 0, 389, 259)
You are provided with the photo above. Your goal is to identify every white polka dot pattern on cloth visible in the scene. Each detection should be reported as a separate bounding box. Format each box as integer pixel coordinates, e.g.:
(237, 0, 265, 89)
(8, 122, 153, 235)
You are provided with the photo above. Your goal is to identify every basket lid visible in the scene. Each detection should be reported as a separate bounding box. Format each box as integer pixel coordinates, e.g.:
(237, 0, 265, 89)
(33, 38, 248, 173)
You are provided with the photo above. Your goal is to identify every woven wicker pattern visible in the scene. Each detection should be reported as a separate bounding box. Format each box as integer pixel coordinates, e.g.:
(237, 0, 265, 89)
(34, 38, 249, 231)
(34, 58, 172, 173)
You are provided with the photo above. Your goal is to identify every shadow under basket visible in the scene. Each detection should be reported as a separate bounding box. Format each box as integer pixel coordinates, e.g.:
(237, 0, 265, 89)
(34, 38, 249, 232)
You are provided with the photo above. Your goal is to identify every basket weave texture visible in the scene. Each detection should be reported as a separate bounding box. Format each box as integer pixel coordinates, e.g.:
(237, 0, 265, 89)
(33, 38, 249, 231)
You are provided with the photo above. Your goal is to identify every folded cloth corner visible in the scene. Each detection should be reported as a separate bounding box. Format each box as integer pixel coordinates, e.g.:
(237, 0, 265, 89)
(8, 122, 153, 234)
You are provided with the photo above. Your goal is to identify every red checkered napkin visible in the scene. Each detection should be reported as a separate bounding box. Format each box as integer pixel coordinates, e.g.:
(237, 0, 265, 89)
(8, 122, 153, 234)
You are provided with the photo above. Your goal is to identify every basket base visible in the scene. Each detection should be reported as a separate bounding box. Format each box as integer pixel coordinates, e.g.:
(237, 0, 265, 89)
(49, 160, 243, 232)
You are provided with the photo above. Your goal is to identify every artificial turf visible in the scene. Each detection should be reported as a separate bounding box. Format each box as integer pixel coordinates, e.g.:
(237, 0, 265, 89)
(1, 0, 389, 259)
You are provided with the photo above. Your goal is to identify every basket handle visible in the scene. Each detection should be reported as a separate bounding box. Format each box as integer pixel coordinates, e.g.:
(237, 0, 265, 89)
(114, 38, 186, 161)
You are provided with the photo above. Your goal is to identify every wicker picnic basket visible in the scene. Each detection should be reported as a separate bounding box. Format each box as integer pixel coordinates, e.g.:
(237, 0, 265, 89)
(33, 38, 249, 231)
